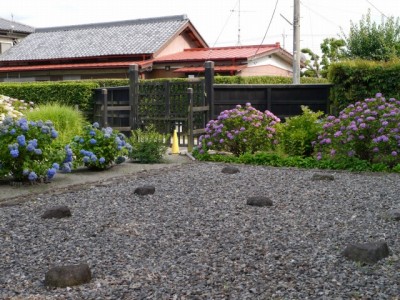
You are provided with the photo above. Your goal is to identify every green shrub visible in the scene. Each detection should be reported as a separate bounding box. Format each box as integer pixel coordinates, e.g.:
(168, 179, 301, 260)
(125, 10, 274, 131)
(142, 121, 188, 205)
(328, 60, 400, 112)
(314, 93, 400, 167)
(197, 103, 280, 156)
(0, 117, 62, 182)
(277, 106, 324, 157)
(0, 81, 98, 113)
(70, 123, 131, 170)
(128, 125, 169, 163)
(24, 103, 87, 149)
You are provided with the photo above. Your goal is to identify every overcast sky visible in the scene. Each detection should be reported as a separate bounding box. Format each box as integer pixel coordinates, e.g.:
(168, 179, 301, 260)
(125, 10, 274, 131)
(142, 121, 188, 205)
(2, 0, 399, 54)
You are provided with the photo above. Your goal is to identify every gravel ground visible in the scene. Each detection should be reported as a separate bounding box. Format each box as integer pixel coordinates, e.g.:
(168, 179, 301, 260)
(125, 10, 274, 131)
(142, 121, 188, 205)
(1, 162, 399, 299)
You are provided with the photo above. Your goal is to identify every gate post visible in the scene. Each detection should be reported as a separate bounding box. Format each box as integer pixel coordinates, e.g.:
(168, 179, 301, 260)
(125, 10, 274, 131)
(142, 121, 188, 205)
(205, 61, 215, 121)
(101, 88, 108, 127)
(129, 64, 139, 130)
(187, 88, 194, 152)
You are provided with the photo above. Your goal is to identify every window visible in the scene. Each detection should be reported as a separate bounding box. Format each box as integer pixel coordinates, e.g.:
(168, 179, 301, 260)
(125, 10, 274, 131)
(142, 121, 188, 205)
(0, 42, 12, 54)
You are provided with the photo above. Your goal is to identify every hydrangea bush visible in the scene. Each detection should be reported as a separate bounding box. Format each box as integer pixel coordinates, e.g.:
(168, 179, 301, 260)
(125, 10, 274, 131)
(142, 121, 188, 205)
(197, 103, 280, 156)
(314, 93, 400, 166)
(0, 117, 61, 182)
(71, 122, 131, 170)
(0, 95, 34, 124)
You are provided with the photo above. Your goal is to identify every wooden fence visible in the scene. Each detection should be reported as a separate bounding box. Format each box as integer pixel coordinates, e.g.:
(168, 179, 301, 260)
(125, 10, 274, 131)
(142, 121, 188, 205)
(93, 62, 332, 146)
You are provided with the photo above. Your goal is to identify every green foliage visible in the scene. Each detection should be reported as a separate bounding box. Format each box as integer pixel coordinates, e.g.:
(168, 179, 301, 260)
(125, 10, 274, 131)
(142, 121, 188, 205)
(24, 103, 87, 150)
(328, 60, 400, 112)
(301, 48, 321, 78)
(343, 10, 400, 61)
(214, 75, 329, 84)
(0, 117, 61, 182)
(70, 123, 131, 170)
(314, 94, 400, 167)
(0, 81, 98, 113)
(277, 106, 324, 157)
(192, 149, 393, 173)
(198, 103, 280, 156)
(128, 125, 169, 163)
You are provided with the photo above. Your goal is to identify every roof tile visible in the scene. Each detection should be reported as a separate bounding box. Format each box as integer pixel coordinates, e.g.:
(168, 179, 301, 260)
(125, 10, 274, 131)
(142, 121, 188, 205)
(0, 15, 188, 62)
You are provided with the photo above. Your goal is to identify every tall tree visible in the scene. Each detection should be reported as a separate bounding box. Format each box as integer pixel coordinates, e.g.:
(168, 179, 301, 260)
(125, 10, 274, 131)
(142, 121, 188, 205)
(343, 10, 400, 61)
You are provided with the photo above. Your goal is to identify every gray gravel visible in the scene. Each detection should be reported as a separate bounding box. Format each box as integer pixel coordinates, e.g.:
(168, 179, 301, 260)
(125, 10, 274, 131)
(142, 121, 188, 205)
(1, 162, 399, 299)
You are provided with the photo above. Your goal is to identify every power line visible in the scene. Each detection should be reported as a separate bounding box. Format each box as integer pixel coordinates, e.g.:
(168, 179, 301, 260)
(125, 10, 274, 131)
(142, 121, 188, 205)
(252, 0, 279, 58)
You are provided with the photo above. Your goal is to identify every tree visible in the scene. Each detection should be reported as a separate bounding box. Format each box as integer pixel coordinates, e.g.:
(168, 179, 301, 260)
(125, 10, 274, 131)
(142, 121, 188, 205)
(301, 48, 321, 77)
(301, 38, 345, 78)
(343, 10, 400, 61)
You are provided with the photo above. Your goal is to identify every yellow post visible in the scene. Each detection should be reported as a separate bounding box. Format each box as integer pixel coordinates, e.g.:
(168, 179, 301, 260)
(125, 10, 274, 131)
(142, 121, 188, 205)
(171, 130, 180, 154)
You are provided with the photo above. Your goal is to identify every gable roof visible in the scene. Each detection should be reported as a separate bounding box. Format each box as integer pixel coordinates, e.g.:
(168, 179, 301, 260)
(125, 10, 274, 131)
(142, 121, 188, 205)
(0, 17, 35, 34)
(0, 15, 206, 62)
(154, 43, 288, 62)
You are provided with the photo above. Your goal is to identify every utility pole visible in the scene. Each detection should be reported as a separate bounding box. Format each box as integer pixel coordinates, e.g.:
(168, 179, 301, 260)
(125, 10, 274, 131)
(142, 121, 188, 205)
(293, 0, 300, 84)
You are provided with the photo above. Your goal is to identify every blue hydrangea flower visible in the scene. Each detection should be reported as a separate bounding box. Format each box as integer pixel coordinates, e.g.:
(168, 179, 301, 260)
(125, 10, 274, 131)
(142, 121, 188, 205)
(28, 172, 38, 181)
(52, 163, 60, 170)
(62, 162, 72, 173)
(90, 155, 97, 162)
(89, 138, 97, 145)
(50, 129, 58, 139)
(34, 149, 42, 155)
(83, 156, 90, 163)
(89, 130, 96, 136)
(99, 157, 106, 164)
(17, 135, 26, 146)
(41, 126, 50, 134)
(93, 122, 100, 128)
(47, 168, 57, 179)
(10, 128, 16, 135)
(27, 144, 35, 152)
(10, 149, 19, 158)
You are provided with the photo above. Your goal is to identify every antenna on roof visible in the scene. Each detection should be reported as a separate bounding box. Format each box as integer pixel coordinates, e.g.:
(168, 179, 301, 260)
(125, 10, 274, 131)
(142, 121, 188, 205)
(230, 0, 255, 46)
(9, 13, 15, 34)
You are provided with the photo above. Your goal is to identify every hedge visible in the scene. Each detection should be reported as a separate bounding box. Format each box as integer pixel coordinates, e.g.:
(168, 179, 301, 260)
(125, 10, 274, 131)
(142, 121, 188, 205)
(0, 81, 98, 112)
(328, 59, 400, 112)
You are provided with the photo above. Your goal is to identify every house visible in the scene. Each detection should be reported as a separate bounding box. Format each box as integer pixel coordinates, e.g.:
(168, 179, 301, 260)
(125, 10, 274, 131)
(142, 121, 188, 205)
(152, 43, 295, 78)
(0, 15, 208, 82)
(0, 14, 298, 82)
(0, 17, 34, 55)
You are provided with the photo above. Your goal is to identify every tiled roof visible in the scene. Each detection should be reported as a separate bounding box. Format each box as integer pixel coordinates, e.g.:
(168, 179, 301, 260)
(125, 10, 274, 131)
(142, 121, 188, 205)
(0, 17, 34, 33)
(0, 15, 189, 62)
(155, 44, 282, 62)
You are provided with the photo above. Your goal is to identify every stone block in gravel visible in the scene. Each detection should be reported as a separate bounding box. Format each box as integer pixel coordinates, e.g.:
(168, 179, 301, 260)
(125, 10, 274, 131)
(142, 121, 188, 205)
(41, 205, 71, 219)
(311, 173, 335, 181)
(45, 263, 91, 288)
(221, 166, 240, 174)
(134, 185, 155, 195)
(342, 241, 390, 264)
(247, 196, 273, 207)
(387, 209, 400, 221)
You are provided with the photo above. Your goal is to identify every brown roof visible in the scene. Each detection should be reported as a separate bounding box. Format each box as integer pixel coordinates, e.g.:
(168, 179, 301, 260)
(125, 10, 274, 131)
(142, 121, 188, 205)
(154, 43, 283, 62)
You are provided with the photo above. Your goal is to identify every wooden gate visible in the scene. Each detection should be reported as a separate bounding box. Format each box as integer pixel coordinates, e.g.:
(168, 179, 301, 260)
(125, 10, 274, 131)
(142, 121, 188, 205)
(135, 80, 205, 146)
(93, 64, 209, 147)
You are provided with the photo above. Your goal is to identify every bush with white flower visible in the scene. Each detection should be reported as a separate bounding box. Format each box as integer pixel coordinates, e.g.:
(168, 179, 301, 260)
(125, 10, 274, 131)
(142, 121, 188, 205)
(0, 117, 61, 182)
(70, 122, 131, 170)
(0, 95, 34, 125)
